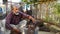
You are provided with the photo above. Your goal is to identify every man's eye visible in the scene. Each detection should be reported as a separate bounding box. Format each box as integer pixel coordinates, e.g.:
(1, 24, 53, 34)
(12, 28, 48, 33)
(16, 9, 18, 10)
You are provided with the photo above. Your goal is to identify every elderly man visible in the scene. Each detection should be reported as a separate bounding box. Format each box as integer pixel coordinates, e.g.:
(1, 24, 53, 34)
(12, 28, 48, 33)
(5, 4, 36, 34)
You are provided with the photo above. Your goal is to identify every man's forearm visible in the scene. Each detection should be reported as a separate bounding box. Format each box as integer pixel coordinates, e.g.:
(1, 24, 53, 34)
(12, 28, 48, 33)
(20, 11, 35, 23)
(5, 23, 13, 30)
(6, 23, 20, 33)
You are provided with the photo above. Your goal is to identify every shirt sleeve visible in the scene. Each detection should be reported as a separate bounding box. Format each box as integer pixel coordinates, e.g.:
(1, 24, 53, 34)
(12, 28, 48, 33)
(19, 11, 30, 19)
(5, 13, 13, 30)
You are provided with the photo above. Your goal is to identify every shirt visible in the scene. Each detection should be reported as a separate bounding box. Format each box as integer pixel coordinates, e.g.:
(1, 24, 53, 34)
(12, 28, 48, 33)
(6, 11, 30, 30)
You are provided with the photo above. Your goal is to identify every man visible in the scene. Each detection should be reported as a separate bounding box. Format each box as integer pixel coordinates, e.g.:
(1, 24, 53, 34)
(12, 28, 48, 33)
(5, 4, 36, 34)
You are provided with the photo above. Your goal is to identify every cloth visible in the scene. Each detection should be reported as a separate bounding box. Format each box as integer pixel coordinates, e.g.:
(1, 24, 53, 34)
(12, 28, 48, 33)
(10, 20, 27, 34)
(6, 11, 30, 30)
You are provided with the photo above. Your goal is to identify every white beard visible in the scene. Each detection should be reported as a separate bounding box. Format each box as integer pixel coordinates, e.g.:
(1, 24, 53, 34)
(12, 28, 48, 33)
(15, 13, 19, 15)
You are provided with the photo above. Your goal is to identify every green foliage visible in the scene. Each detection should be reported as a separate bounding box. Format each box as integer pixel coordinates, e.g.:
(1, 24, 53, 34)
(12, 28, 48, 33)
(44, 16, 53, 22)
(22, 0, 38, 4)
(54, 3, 60, 14)
(22, 0, 27, 2)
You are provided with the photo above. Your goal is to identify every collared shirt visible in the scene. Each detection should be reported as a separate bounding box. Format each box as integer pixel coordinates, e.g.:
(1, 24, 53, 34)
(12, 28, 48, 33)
(6, 11, 30, 30)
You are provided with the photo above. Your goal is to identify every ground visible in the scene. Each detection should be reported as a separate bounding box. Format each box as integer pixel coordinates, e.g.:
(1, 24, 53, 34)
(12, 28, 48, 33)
(38, 31, 55, 34)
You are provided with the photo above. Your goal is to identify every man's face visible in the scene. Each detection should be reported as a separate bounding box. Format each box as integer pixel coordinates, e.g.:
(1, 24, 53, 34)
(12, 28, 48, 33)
(12, 6, 19, 15)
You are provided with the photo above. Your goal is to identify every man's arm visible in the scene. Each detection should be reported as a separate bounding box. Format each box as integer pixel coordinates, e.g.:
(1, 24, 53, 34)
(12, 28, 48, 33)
(19, 11, 36, 23)
(6, 13, 13, 30)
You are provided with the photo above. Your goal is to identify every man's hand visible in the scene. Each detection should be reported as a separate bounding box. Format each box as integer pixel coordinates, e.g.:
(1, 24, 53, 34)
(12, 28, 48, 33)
(12, 28, 20, 33)
(29, 16, 36, 23)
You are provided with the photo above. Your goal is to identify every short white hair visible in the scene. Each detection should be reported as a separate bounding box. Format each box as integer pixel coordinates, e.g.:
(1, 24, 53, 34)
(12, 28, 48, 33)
(11, 3, 20, 8)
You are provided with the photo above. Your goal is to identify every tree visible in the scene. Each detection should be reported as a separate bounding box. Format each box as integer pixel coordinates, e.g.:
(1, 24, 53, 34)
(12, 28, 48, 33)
(53, 3, 60, 14)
